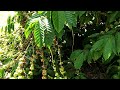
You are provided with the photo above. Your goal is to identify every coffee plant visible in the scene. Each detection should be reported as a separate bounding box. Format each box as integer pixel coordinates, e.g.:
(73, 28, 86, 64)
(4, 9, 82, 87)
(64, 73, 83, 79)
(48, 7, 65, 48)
(1, 11, 120, 79)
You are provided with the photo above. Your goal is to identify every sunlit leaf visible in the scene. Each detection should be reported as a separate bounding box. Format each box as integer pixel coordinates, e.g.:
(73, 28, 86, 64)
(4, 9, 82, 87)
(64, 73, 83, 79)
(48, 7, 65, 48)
(25, 22, 35, 39)
(38, 11, 44, 15)
(103, 53, 115, 64)
(11, 23, 14, 31)
(29, 13, 41, 20)
(7, 16, 11, 33)
(33, 21, 43, 48)
(0, 68, 4, 78)
(11, 17, 15, 31)
(2, 58, 12, 64)
(24, 13, 41, 39)
(25, 14, 55, 48)
(44, 18, 55, 48)
(7, 24, 11, 33)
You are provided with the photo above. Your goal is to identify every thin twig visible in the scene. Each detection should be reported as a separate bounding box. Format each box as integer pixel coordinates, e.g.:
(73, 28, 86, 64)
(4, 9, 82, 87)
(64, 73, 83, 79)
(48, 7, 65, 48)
(72, 29, 74, 52)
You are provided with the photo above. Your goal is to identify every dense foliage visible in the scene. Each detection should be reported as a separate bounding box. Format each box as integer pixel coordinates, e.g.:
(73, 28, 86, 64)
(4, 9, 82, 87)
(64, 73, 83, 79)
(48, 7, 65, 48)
(1, 11, 120, 79)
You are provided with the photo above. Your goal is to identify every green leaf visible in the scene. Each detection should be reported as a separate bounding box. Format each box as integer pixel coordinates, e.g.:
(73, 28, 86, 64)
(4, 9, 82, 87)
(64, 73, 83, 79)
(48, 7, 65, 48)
(44, 19, 55, 48)
(2, 58, 12, 64)
(108, 11, 119, 23)
(111, 35, 117, 55)
(78, 11, 86, 18)
(11, 63, 18, 76)
(7, 15, 11, 24)
(33, 21, 43, 48)
(5, 26, 7, 33)
(105, 30, 116, 35)
(83, 50, 89, 61)
(88, 33, 100, 38)
(80, 13, 87, 25)
(115, 32, 120, 54)
(25, 14, 41, 39)
(103, 53, 115, 64)
(46, 11, 51, 21)
(29, 13, 41, 20)
(115, 12, 120, 20)
(106, 11, 120, 24)
(64, 11, 77, 29)
(33, 16, 55, 48)
(7, 16, 11, 33)
(11, 17, 15, 31)
(70, 50, 82, 61)
(7, 15, 13, 33)
(79, 72, 87, 79)
(98, 35, 111, 40)
(74, 52, 84, 69)
(11, 23, 14, 31)
(0, 68, 4, 78)
(56, 29, 64, 40)
(103, 36, 113, 60)
(25, 22, 35, 39)
(84, 44, 92, 50)
(87, 51, 92, 64)
(38, 11, 44, 15)
(91, 38, 105, 52)
(26, 15, 55, 48)
(92, 50, 102, 61)
(70, 50, 86, 69)
(52, 11, 66, 33)
(7, 24, 11, 33)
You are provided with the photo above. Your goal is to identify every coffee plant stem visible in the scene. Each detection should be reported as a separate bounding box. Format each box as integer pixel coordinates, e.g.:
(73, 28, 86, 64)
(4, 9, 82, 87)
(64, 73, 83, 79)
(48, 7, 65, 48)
(58, 45, 62, 65)
(49, 47, 60, 78)
(40, 49, 47, 79)
(58, 45, 67, 78)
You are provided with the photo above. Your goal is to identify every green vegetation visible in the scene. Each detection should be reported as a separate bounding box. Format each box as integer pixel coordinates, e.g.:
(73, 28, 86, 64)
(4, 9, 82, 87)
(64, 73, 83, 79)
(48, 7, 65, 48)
(0, 11, 120, 79)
